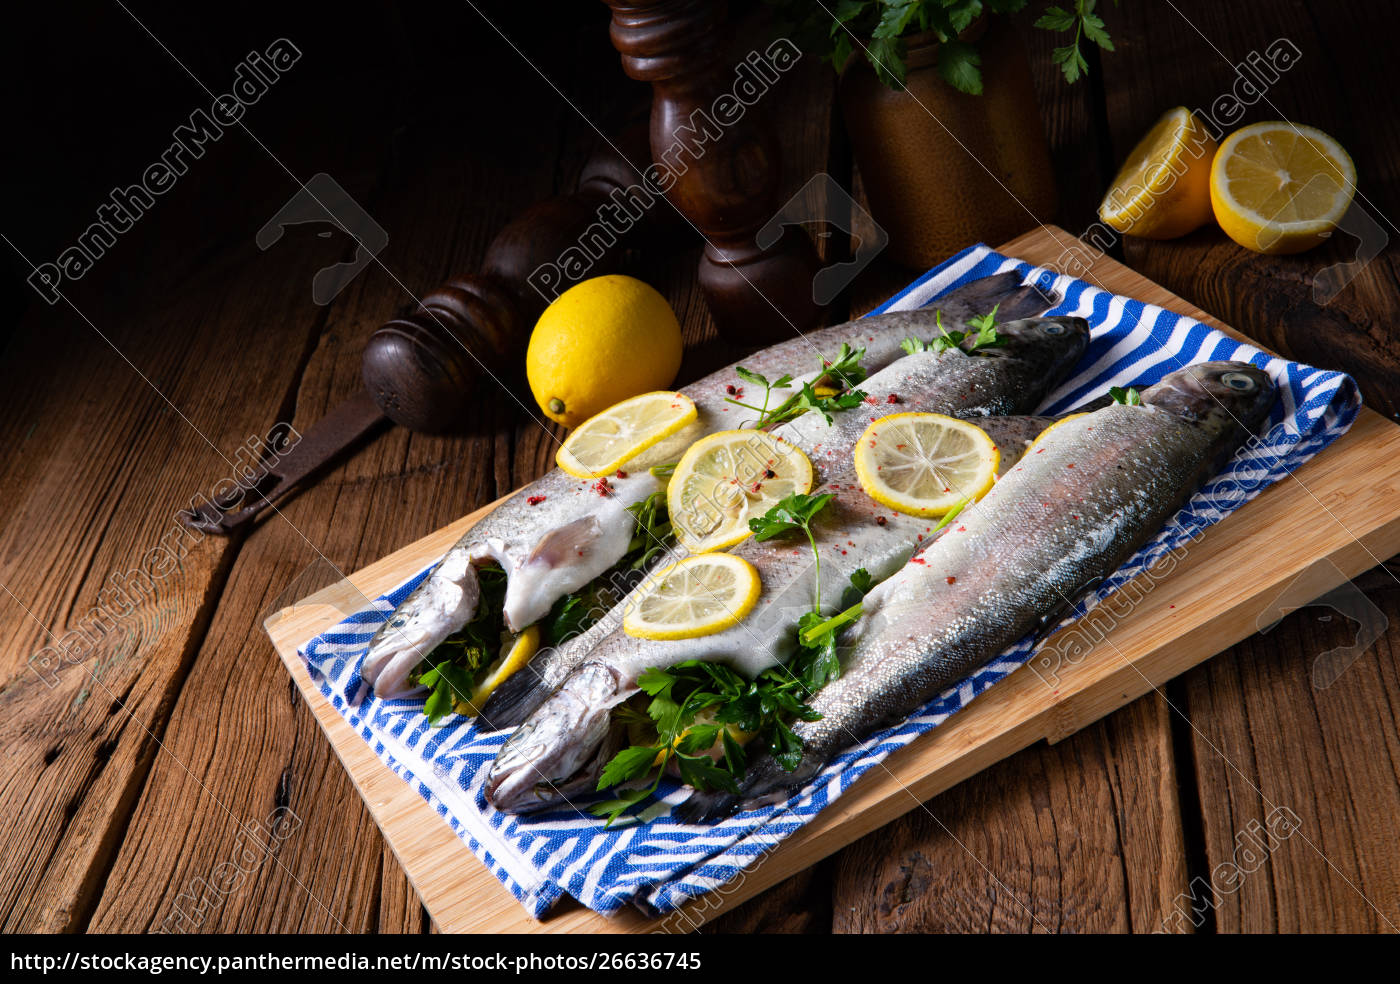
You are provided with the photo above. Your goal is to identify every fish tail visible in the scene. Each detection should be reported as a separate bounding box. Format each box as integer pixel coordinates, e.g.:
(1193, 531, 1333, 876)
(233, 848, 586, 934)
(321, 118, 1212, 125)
(937, 271, 1060, 323)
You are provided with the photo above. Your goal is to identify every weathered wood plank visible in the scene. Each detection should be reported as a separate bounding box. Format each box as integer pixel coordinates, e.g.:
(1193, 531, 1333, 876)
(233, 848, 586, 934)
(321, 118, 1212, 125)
(830, 677, 1189, 932)
(1175, 566, 1400, 933)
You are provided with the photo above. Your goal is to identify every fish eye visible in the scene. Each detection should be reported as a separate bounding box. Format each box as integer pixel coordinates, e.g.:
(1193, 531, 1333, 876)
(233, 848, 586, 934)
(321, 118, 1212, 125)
(1042, 322, 1066, 335)
(1220, 371, 1257, 392)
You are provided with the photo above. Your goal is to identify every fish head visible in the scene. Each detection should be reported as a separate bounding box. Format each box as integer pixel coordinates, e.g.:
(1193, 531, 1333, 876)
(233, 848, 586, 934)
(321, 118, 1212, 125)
(976, 316, 1090, 396)
(484, 661, 627, 813)
(1141, 361, 1277, 437)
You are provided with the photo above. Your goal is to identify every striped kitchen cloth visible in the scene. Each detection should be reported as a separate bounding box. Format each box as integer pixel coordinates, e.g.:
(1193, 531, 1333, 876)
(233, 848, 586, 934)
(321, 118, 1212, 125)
(298, 242, 1360, 920)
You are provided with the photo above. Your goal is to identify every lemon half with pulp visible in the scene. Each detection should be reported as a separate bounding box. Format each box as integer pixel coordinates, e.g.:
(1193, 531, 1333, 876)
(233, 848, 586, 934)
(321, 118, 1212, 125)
(1209, 121, 1355, 254)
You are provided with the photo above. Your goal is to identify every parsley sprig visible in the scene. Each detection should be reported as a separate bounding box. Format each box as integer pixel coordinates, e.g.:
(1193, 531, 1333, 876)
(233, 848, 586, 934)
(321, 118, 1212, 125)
(1035, 1, 1117, 85)
(727, 343, 869, 429)
(1109, 386, 1142, 406)
(901, 305, 1003, 356)
(749, 491, 834, 606)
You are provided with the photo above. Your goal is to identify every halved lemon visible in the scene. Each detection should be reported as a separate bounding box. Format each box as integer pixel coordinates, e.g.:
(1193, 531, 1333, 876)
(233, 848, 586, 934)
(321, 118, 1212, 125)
(853, 413, 998, 518)
(1209, 122, 1355, 255)
(623, 553, 760, 641)
(1099, 107, 1218, 239)
(668, 430, 813, 553)
(457, 624, 540, 715)
(556, 391, 698, 479)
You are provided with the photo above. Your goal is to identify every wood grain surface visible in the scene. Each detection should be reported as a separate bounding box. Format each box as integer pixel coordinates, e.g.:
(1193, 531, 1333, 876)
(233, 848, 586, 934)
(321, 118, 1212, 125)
(3, 0, 1398, 933)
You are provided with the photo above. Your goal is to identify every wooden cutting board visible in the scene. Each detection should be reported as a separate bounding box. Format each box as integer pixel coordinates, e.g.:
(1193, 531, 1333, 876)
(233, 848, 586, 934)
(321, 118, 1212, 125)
(263, 225, 1400, 933)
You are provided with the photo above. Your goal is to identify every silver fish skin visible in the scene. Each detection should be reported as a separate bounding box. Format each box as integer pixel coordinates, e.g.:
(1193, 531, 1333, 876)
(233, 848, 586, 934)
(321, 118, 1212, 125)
(362, 273, 1059, 698)
(479, 317, 1086, 727)
(476, 412, 1061, 733)
(483, 318, 1090, 812)
(680, 361, 1277, 821)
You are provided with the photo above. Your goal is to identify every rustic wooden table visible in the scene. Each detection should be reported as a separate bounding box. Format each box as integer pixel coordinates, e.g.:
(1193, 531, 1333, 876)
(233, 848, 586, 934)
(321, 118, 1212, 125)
(3, 0, 1396, 933)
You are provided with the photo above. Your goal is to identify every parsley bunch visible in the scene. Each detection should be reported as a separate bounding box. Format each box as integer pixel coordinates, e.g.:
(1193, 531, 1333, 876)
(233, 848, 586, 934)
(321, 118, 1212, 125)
(590, 660, 820, 826)
(769, 1, 1117, 94)
(728, 343, 869, 429)
(901, 305, 1002, 355)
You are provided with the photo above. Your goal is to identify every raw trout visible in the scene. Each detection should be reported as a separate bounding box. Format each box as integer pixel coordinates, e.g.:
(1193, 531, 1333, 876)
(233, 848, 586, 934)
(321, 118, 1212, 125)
(362, 273, 1060, 697)
(483, 317, 1090, 811)
(680, 361, 1277, 820)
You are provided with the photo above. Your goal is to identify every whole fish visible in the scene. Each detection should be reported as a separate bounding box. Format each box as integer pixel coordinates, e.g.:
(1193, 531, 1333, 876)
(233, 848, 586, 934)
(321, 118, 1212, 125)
(483, 317, 1090, 811)
(362, 273, 1060, 697)
(679, 361, 1277, 820)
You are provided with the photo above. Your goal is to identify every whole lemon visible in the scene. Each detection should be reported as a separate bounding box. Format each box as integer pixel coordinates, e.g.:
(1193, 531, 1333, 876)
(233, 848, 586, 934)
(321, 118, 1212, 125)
(526, 275, 683, 428)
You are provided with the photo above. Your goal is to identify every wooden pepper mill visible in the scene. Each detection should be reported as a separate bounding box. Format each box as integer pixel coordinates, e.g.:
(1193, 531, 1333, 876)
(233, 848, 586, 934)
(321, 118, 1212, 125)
(604, 0, 827, 344)
(183, 136, 666, 535)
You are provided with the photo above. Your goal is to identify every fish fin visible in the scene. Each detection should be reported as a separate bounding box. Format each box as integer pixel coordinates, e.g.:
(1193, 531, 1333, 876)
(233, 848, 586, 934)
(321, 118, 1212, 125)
(477, 659, 557, 729)
(525, 515, 603, 568)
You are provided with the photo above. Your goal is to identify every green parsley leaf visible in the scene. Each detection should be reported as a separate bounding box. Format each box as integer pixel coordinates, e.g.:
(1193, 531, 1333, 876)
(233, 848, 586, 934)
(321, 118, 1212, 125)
(748, 492, 835, 541)
(937, 39, 983, 96)
(598, 744, 664, 789)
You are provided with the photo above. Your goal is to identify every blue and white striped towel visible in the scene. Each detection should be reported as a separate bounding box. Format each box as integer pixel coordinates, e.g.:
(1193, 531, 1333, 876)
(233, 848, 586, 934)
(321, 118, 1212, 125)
(298, 243, 1360, 919)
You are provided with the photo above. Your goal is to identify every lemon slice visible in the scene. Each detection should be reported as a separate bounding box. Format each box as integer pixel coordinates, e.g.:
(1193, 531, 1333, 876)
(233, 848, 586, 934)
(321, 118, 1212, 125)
(555, 391, 698, 479)
(1209, 122, 1355, 255)
(668, 430, 813, 553)
(457, 625, 540, 715)
(623, 553, 760, 640)
(1099, 107, 1217, 239)
(853, 413, 999, 518)
(1020, 412, 1089, 459)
